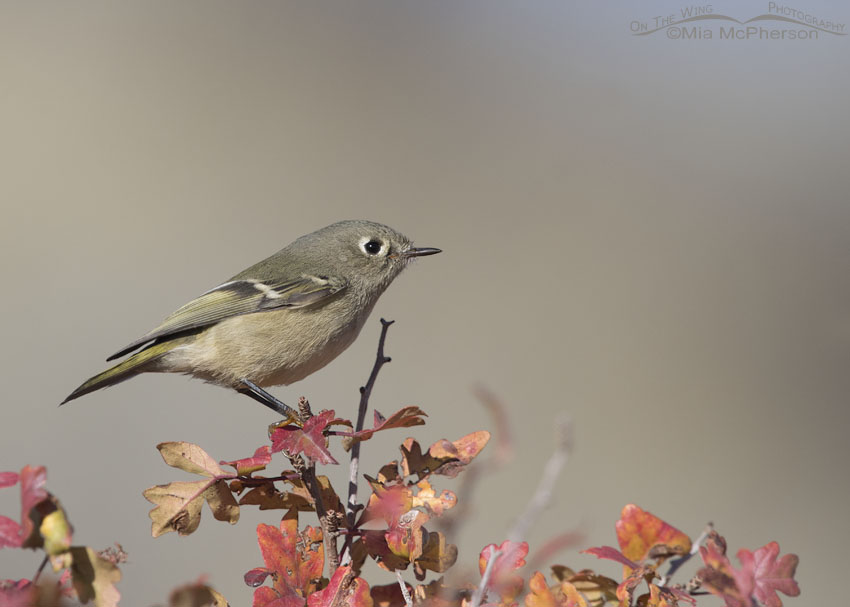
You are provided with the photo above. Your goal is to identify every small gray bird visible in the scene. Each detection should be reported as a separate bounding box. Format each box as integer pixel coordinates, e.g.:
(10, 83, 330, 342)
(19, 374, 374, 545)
(62, 220, 440, 415)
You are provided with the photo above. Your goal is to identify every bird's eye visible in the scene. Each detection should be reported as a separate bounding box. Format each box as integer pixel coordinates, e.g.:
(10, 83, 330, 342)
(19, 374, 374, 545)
(363, 240, 383, 255)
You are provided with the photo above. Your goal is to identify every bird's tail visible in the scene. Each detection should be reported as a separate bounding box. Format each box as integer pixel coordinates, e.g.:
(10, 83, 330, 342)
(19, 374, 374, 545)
(60, 340, 178, 404)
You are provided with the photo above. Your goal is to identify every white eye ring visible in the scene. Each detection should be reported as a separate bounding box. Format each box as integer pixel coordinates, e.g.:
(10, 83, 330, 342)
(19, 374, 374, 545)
(359, 237, 388, 257)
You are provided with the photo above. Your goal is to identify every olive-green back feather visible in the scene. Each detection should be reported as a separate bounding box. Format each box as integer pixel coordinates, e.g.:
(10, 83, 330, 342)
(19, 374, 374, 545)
(106, 275, 347, 361)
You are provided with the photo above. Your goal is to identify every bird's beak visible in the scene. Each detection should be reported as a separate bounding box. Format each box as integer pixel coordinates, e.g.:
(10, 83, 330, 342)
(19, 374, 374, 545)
(403, 247, 442, 258)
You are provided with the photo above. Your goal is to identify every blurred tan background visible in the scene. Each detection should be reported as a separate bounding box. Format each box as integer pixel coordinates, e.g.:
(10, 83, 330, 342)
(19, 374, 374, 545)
(1, 1, 848, 604)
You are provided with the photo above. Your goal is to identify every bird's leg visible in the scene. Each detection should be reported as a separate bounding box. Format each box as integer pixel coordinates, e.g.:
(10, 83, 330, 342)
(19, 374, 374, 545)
(237, 379, 299, 421)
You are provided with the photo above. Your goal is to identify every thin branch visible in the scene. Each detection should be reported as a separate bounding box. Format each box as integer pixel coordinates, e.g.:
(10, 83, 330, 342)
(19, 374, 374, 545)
(237, 473, 301, 484)
(340, 318, 394, 562)
(297, 455, 342, 578)
(396, 571, 413, 607)
(508, 414, 572, 544)
(322, 511, 343, 572)
(301, 464, 327, 519)
(32, 554, 49, 583)
(471, 545, 500, 607)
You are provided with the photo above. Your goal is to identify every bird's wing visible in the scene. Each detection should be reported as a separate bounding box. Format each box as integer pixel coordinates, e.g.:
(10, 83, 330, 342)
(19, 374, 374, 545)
(106, 275, 348, 360)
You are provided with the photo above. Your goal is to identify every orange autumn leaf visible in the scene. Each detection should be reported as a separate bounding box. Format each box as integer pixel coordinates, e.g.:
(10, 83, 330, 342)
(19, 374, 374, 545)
(525, 571, 558, 607)
(523, 571, 587, 607)
(411, 480, 457, 517)
(615, 504, 691, 563)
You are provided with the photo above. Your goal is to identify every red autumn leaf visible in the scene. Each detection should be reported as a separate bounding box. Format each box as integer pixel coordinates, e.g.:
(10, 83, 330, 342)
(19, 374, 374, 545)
(615, 504, 691, 563)
(341, 407, 427, 445)
(307, 566, 373, 607)
(253, 585, 305, 607)
(361, 477, 413, 525)
(0, 516, 21, 548)
(0, 579, 37, 607)
(222, 446, 272, 476)
(479, 540, 528, 602)
(0, 472, 18, 489)
(738, 542, 799, 607)
(244, 567, 273, 588)
(271, 410, 338, 465)
(249, 509, 324, 603)
(581, 546, 640, 570)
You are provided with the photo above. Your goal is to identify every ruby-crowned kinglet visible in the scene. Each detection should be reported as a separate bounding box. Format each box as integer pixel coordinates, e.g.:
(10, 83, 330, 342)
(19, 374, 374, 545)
(61, 220, 440, 416)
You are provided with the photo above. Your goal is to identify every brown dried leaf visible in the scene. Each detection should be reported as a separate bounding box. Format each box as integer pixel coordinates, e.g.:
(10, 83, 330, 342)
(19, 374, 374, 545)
(168, 578, 229, 607)
(414, 530, 457, 580)
(282, 475, 344, 513)
(143, 479, 238, 537)
(157, 442, 225, 477)
(68, 546, 122, 607)
(238, 484, 291, 510)
(400, 432, 490, 480)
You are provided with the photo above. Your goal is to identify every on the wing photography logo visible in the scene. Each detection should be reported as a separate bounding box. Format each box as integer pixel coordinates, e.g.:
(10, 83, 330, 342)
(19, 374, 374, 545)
(631, 3, 846, 40)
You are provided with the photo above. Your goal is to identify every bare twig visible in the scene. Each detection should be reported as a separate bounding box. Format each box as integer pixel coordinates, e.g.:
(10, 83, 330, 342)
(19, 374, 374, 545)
(508, 414, 572, 544)
(301, 464, 327, 519)
(299, 457, 340, 577)
(323, 511, 343, 571)
(471, 544, 500, 607)
(32, 554, 49, 583)
(396, 571, 413, 607)
(661, 522, 714, 585)
(340, 319, 394, 562)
